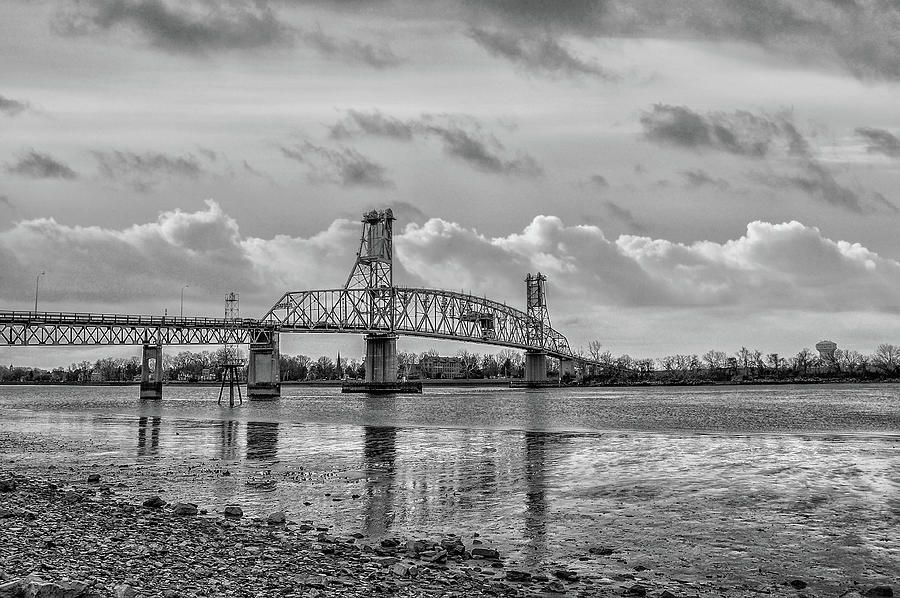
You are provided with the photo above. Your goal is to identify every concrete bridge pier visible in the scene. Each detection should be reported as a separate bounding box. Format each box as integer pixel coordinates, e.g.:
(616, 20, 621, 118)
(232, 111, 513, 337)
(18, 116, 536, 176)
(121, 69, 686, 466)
(140, 344, 163, 400)
(559, 358, 576, 382)
(365, 333, 398, 383)
(247, 332, 280, 400)
(524, 350, 548, 384)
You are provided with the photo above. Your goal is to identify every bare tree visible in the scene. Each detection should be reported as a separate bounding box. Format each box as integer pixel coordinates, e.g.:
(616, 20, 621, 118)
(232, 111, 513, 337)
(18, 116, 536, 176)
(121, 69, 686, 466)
(872, 343, 900, 374)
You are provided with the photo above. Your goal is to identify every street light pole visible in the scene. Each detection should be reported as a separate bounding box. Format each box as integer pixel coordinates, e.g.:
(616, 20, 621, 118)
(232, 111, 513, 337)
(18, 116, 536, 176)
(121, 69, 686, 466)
(34, 271, 45, 313)
(180, 284, 190, 317)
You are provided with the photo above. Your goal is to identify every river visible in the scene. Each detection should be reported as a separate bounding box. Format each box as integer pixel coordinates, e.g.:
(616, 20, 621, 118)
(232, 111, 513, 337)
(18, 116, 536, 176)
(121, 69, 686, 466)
(1, 383, 897, 593)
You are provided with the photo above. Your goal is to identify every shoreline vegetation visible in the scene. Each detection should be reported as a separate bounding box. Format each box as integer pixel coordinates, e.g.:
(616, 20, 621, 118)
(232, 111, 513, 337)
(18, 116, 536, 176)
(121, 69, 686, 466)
(6, 343, 900, 388)
(3, 376, 900, 388)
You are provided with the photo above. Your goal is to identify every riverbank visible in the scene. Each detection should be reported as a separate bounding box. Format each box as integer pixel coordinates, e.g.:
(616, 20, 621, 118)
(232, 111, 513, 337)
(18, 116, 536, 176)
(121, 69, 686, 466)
(0, 472, 696, 598)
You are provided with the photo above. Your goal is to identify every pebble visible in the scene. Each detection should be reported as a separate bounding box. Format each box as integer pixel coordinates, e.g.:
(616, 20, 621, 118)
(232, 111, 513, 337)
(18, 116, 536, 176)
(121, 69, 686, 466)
(266, 511, 286, 525)
(172, 503, 198, 516)
(223, 505, 243, 518)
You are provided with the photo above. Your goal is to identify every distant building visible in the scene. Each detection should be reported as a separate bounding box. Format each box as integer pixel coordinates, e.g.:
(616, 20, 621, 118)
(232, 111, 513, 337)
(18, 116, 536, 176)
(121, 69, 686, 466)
(90, 370, 103, 383)
(816, 340, 838, 364)
(418, 355, 463, 379)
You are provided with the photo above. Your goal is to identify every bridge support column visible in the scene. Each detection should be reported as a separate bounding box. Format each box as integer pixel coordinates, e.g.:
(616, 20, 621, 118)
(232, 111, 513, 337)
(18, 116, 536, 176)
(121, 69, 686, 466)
(140, 344, 163, 400)
(365, 334, 397, 383)
(248, 332, 280, 400)
(524, 350, 548, 384)
(559, 358, 576, 383)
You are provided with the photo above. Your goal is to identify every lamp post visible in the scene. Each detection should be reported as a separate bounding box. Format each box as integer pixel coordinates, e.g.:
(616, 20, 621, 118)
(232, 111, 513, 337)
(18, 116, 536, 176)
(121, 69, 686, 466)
(180, 284, 190, 317)
(34, 271, 45, 313)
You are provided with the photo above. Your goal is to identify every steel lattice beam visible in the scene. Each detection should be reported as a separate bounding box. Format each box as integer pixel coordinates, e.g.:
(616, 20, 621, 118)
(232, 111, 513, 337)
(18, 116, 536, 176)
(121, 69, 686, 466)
(0, 311, 271, 347)
(0, 290, 578, 359)
(261, 286, 574, 359)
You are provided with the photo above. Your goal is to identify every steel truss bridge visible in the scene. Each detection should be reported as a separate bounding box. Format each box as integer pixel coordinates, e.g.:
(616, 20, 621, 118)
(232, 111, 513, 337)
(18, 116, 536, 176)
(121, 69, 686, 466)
(0, 208, 596, 390)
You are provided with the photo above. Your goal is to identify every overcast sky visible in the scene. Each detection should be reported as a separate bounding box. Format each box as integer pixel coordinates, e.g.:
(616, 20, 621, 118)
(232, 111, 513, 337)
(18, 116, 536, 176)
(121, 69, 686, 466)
(3, 0, 900, 367)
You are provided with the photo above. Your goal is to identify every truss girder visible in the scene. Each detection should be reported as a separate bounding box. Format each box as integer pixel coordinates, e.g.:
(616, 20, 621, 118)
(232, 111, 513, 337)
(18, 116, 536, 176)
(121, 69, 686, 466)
(0, 311, 263, 346)
(262, 287, 574, 358)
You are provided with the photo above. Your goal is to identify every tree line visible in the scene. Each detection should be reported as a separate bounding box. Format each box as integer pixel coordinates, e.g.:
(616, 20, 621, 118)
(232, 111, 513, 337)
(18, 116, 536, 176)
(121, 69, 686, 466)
(5, 342, 900, 384)
(580, 341, 900, 383)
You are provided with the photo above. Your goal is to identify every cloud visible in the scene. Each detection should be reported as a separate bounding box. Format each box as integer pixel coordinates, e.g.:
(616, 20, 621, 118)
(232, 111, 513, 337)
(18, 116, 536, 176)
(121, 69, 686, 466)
(467, 1, 900, 80)
(53, 0, 292, 54)
(604, 201, 646, 233)
(587, 174, 609, 188)
(856, 127, 900, 158)
(4, 207, 900, 355)
(398, 214, 900, 314)
(298, 26, 399, 68)
(0, 195, 12, 209)
(329, 110, 542, 176)
(0, 94, 30, 117)
(467, 27, 617, 79)
(640, 104, 808, 157)
(93, 150, 206, 191)
(755, 160, 896, 213)
(280, 142, 394, 188)
(681, 169, 730, 190)
(5, 151, 78, 180)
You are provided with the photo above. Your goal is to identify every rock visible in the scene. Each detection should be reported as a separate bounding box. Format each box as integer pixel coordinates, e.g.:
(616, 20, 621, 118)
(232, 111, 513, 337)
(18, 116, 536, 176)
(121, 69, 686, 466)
(0, 579, 22, 598)
(660, 591, 678, 598)
(380, 538, 401, 548)
(865, 587, 894, 598)
(266, 511, 286, 525)
(789, 580, 808, 590)
(223, 506, 243, 518)
(172, 503, 198, 516)
(505, 570, 531, 583)
(553, 570, 578, 582)
(0, 480, 16, 493)
(390, 563, 411, 577)
(142, 496, 166, 508)
(544, 580, 567, 594)
(114, 584, 136, 598)
(21, 575, 89, 598)
(61, 491, 83, 504)
(471, 547, 500, 560)
(86, 474, 100, 484)
(626, 584, 648, 597)
(588, 546, 615, 556)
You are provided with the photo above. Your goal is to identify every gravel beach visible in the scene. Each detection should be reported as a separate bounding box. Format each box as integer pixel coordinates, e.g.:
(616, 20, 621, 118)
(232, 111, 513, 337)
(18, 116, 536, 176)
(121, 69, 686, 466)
(1, 470, 896, 598)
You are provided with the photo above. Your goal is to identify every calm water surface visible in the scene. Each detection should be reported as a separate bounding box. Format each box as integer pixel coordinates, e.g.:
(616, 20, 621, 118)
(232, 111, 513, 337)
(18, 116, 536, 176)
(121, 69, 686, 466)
(1, 383, 898, 590)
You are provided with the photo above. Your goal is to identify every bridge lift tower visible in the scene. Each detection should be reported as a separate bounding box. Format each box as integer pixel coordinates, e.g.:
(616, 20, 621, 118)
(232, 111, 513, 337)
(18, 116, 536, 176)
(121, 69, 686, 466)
(343, 209, 420, 392)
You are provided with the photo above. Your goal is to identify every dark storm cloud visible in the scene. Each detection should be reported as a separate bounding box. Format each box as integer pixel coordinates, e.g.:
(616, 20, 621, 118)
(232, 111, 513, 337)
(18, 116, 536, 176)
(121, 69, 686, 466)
(640, 105, 811, 158)
(757, 160, 897, 214)
(0, 95, 30, 117)
(53, 1, 400, 67)
(5, 151, 78, 180)
(329, 110, 542, 176)
(604, 200, 646, 233)
(588, 174, 608, 188)
(280, 142, 393, 188)
(856, 127, 900, 158)
(298, 26, 399, 68)
(467, 0, 900, 80)
(53, 0, 292, 54)
(93, 150, 205, 191)
(681, 169, 730, 190)
(468, 28, 617, 79)
(329, 110, 415, 140)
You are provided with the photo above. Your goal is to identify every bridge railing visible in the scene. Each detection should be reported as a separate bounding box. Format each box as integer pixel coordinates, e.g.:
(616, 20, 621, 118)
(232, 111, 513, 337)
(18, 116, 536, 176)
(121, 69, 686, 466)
(0, 310, 264, 328)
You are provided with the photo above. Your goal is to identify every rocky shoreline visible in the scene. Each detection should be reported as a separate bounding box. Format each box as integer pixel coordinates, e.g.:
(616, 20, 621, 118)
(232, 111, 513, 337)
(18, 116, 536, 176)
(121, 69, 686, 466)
(0, 473, 896, 598)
